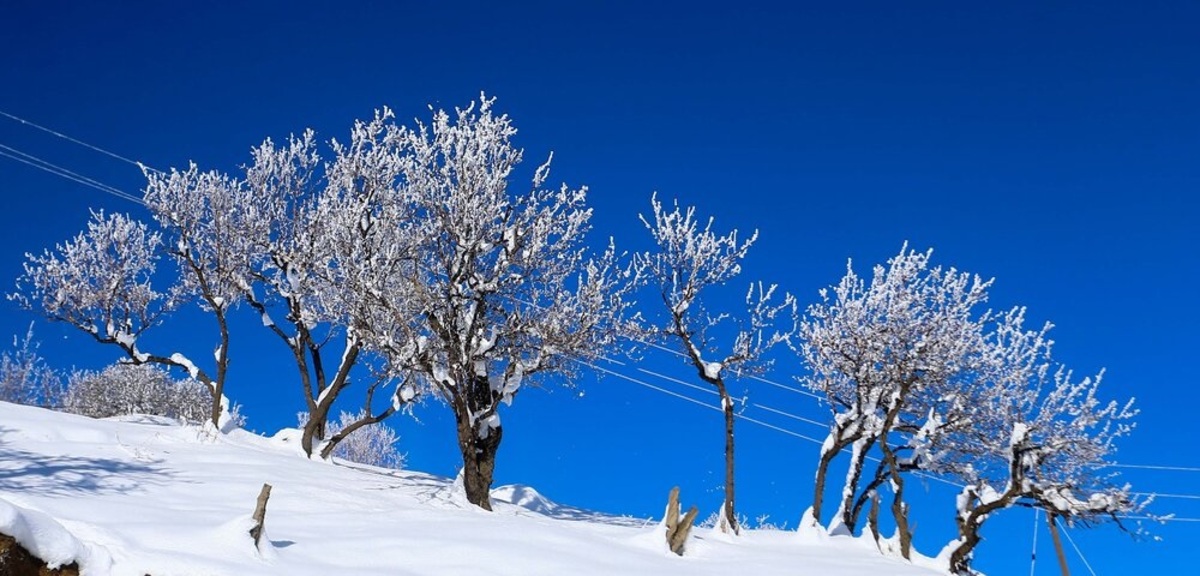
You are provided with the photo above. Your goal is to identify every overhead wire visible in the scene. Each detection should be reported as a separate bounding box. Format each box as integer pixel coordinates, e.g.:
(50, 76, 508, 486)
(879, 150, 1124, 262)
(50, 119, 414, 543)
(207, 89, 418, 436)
(0, 108, 158, 172)
(0, 144, 144, 205)
(1060, 524, 1099, 576)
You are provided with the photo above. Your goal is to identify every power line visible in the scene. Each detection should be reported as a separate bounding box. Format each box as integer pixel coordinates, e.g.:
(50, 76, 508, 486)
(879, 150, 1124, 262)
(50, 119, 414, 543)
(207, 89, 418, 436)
(578, 357, 827, 445)
(1111, 463, 1200, 473)
(1060, 524, 1098, 576)
(0, 108, 154, 171)
(0, 144, 144, 205)
(639, 338, 825, 400)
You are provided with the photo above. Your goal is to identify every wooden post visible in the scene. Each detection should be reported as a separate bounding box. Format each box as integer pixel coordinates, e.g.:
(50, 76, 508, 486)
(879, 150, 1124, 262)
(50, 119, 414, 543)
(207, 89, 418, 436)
(249, 483, 273, 549)
(1047, 513, 1071, 576)
(664, 486, 698, 556)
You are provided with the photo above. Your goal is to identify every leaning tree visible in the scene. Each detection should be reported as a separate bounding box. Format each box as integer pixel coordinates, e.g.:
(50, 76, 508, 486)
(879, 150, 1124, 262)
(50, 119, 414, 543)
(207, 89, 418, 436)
(940, 307, 1141, 574)
(635, 194, 794, 535)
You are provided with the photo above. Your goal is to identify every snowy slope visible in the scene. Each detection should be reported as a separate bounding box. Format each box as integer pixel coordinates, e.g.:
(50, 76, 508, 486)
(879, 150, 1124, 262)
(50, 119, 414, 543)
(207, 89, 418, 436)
(0, 402, 947, 575)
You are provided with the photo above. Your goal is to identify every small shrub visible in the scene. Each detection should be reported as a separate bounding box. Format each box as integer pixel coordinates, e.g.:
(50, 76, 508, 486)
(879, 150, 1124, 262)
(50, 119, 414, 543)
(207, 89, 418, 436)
(0, 324, 64, 409)
(298, 410, 405, 469)
(64, 363, 211, 423)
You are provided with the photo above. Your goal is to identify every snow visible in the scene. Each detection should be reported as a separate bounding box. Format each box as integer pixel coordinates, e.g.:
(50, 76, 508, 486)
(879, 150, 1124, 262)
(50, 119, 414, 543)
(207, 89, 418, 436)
(0, 401, 947, 575)
(168, 352, 201, 380)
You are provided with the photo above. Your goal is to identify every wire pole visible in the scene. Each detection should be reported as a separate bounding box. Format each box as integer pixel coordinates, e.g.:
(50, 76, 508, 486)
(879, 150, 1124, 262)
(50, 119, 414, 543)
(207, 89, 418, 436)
(1030, 509, 1040, 576)
(1046, 513, 1071, 576)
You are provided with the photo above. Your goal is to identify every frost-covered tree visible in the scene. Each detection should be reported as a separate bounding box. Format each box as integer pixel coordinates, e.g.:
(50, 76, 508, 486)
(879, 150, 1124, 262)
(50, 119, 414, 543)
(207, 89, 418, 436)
(635, 194, 794, 535)
(141, 163, 260, 428)
(941, 308, 1140, 574)
(796, 245, 991, 555)
(10, 211, 238, 425)
(236, 120, 409, 459)
(0, 324, 64, 409)
(63, 363, 211, 423)
(349, 95, 631, 510)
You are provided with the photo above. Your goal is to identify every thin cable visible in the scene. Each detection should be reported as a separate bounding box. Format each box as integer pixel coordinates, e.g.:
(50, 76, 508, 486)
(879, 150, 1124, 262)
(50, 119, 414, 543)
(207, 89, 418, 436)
(0, 108, 157, 171)
(752, 402, 831, 429)
(636, 367, 719, 397)
(0, 146, 144, 205)
(1131, 492, 1200, 501)
(578, 357, 827, 445)
(1118, 515, 1200, 523)
(639, 338, 824, 400)
(1110, 463, 1200, 472)
(0, 142, 142, 203)
(1060, 524, 1098, 576)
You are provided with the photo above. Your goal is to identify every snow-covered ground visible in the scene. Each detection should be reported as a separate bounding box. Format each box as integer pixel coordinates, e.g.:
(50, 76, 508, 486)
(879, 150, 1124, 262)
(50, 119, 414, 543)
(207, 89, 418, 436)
(0, 401, 947, 575)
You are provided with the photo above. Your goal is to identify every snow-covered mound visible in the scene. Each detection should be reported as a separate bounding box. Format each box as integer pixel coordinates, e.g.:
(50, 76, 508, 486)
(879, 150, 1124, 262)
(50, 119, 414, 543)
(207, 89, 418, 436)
(0, 401, 946, 575)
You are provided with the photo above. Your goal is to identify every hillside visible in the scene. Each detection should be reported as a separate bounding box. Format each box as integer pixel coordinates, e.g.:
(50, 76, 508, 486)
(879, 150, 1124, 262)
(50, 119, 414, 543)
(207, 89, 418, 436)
(0, 401, 947, 575)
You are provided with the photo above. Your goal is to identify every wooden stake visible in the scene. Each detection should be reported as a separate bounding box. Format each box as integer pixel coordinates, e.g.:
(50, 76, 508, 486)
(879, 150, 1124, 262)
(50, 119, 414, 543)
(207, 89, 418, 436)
(664, 486, 698, 556)
(250, 483, 273, 549)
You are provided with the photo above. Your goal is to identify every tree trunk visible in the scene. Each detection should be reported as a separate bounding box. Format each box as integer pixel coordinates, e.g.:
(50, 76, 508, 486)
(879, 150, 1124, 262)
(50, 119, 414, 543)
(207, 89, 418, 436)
(837, 436, 876, 532)
(302, 400, 332, 457)
(715, 380, 739, 535)
(455, 410, 503, 511)
(810, 433, 844, 527)
(880, 441, 913, 558)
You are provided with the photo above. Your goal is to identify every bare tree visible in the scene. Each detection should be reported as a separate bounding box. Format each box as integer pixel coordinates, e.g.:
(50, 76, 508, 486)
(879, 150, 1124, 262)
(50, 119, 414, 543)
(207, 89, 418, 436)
(348, 95, 632, 510)
(634, 194, 794, 535)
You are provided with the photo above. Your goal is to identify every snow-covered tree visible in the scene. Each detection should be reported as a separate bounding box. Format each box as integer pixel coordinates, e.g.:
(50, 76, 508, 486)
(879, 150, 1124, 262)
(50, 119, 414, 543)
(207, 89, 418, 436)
(634, 194, 794, 535)
(63, 363, 211, 423)
(141, 163, 261, 428)
(795, 245, 991, 555)
(236, 120, 408, 459)
(348, 95, 632, 510)
(9, 211, 238, 422)
(0, 324, 64, 409)
(941, 308, 1141, 574)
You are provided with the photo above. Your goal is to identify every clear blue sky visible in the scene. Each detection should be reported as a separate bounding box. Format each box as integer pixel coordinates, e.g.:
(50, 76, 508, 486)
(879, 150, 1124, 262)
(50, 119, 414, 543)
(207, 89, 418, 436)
(1, 2, 1197, 573)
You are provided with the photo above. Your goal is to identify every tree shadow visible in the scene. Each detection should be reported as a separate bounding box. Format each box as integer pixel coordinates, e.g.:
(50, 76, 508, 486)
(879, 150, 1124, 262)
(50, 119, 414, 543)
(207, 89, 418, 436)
(0, 425, 177, 497)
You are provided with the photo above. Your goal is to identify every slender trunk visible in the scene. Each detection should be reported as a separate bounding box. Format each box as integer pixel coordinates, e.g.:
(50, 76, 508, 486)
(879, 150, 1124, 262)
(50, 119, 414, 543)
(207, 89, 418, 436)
(811, 431, 852, 527)
(881, 441, 912, 559)
(210, 308, 231, 429)
(838, 435, 877, 532)
(715, 379, 739, 535)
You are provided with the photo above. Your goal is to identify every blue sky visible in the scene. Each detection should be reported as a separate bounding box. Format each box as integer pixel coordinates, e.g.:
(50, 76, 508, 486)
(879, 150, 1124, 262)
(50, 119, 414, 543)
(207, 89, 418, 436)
(1, 2, 1197, 573)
